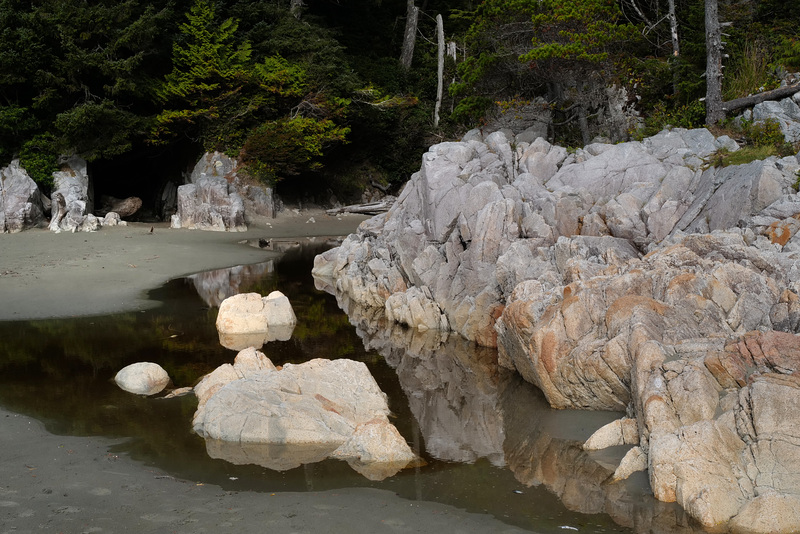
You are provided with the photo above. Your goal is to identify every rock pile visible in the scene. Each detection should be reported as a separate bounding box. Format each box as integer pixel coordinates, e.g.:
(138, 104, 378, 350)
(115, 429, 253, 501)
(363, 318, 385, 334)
(313, 127, 800, 532)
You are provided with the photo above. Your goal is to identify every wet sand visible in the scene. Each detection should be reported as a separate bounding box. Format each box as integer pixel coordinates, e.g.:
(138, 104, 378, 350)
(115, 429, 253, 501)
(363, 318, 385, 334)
(0, 408, 526, 533)
(0, 209, 529, 533)
(0, 209, 368, 321)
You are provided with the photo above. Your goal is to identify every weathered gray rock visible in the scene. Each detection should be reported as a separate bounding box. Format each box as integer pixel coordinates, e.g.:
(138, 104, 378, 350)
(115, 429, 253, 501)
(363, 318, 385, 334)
(171, 176, 246, 231)
(193, 356, 415, 480)
(177, 152, 274, 228)
(583, 417, 639, 450)
(49, 155, 93, 233)
(115, 362, 170, 396)
(101, 212, 126, 227)
(1, 160, 46, 233)
(753, 97, 800, 143)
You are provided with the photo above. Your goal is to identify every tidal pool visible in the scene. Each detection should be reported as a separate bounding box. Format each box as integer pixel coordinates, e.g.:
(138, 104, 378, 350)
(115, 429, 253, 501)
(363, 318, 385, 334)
(0, 241, 694, 533)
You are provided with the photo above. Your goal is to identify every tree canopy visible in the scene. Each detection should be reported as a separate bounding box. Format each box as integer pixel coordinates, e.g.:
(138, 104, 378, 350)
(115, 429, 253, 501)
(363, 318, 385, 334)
(0, 0, 797, 198)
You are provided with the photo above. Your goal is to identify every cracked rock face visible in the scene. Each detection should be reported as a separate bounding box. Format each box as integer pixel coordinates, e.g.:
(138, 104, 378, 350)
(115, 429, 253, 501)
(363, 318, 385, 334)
(313, 126, 800, 531)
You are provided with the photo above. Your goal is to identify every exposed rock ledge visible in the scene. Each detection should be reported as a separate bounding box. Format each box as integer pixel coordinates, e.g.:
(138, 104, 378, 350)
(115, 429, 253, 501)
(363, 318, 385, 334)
(313, 127, 800, 532)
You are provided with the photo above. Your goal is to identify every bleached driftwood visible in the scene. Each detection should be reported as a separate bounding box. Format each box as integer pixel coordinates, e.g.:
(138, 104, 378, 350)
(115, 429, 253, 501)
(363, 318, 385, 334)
(326, 198, 395, 216)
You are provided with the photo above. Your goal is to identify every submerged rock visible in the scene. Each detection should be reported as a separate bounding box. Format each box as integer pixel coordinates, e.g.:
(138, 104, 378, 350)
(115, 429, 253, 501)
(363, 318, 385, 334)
(192, 351, 415, 480)
(115, 362, 170, 396)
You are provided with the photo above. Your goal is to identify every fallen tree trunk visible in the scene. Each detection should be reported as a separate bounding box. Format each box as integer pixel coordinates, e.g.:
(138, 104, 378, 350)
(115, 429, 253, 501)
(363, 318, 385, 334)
(326, 198, 395, 216)
(722, 83, 800, 113)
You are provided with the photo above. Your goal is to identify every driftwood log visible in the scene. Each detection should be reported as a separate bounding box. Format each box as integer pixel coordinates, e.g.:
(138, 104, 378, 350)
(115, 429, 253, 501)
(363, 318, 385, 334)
(326, 198, 395, 216)
(722, 82, 800, 113)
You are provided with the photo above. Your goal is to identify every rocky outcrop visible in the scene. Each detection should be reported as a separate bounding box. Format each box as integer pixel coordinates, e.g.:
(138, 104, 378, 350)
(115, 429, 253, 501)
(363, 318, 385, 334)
(313, 126, 800, 532)
(171, 175, 247, 231)
(193, 350, 416, 480)
(170, 152, 274, 231)
(114, 362, 171, 395)
(1, 160, 46, 233)
(752, 95, 800, 144)
(314, 128, 800, 349)
(48, 155, 99, 233)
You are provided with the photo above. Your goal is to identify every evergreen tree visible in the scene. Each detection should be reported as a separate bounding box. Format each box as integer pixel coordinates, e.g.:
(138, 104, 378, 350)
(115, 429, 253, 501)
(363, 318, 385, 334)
(152, 0, 252, 147)
(452, 0, 638, 142)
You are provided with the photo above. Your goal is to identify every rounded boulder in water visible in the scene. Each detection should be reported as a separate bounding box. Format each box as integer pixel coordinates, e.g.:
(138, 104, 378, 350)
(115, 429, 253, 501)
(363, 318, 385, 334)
(115, 362, 170, 396)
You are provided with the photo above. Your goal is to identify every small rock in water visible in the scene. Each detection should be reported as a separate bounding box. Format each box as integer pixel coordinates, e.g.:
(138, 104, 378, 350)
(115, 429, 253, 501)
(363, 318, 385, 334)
(115, 362, 170, 396)
(306, 217, 315, 224)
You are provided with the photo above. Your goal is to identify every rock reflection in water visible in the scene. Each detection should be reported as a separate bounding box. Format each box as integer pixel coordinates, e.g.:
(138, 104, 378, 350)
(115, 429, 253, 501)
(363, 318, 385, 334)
(205, 439, 339, 472)
(318, 282, 701, 533)
(218, 324, 295, 351)
(187, 260, 275, 308)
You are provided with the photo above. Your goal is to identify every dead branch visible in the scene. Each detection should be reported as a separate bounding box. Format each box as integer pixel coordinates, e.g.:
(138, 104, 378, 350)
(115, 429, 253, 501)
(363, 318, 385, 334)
(722, 83, 800, 113)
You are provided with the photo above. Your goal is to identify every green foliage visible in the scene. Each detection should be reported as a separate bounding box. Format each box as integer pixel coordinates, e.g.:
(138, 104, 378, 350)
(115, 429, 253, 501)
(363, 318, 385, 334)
(705, 118, 798, 167)
(152, 0, 252, 147)
(774, 35, 800, 70)
(54, 100, 146, 161)
(18, 133, 58, 191)
(0, 104, 37, 160)
(523, 0, 637, 64)
(633, 100, 706, 139)
(724, 39, 779, 101)
(239, 117, 350, 185)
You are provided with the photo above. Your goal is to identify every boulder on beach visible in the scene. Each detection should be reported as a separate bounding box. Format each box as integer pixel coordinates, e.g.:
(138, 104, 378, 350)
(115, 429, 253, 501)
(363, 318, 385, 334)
(114, 362, 170, 396)
(192, 351, 416, 480)
(1, 159, 46, 233)
(49, 155, 96, 233)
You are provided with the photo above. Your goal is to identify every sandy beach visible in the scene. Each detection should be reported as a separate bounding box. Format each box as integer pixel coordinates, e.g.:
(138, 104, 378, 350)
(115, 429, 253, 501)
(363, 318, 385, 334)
(0, 209, 529, 533)
(0, 209, 368, 321)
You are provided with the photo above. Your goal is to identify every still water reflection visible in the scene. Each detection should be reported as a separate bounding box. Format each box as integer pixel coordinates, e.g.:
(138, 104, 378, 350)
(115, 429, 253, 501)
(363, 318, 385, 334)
(0, 242, 696, 534)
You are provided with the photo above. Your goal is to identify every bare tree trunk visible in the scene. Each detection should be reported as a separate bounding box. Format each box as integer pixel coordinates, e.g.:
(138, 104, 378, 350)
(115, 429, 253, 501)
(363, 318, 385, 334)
(434, 14, 445, 127)
(668, 0, 680, 58)
(400, 0, 419, 69)
(448, 41, 457, 114)
(705, 0, 724, 125)
(667, 0, 680, 94)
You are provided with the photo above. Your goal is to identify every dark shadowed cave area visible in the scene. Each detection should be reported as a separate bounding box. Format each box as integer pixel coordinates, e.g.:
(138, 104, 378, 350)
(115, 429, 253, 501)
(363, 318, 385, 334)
(88, 143, 201, 222)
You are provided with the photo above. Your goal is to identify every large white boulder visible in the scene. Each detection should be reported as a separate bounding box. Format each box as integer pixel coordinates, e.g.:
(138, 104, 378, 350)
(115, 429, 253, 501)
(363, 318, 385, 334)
(192, 356, 415, 480)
